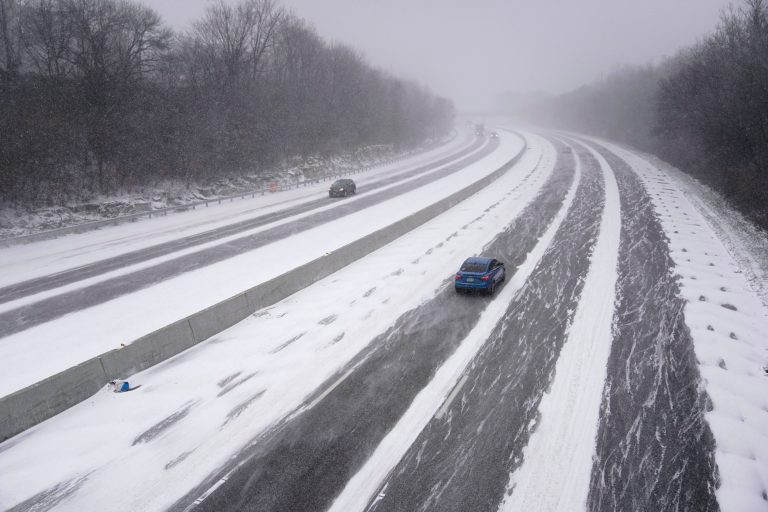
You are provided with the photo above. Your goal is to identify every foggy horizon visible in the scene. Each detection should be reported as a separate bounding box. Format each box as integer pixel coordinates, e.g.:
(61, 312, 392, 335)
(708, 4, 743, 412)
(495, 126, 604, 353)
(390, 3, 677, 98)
(150, 0, 733, 111)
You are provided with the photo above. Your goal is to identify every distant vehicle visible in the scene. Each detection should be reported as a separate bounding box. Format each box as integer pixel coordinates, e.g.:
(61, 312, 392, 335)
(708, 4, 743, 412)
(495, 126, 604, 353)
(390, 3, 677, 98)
(329, 178, 356, 198)
(474, 123, 485, 136)
(564, 146, 572, 153)
(489, 131, 499, 139)
(454, 256, 505, 295)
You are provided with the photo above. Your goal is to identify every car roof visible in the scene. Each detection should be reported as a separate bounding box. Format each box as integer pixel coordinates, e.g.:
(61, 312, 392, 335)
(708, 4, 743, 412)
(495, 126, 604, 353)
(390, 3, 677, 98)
(464, 256, 493, 265)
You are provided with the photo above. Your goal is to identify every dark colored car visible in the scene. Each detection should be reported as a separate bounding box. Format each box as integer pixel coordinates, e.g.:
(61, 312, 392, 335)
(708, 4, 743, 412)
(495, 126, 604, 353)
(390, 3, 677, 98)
(329, 178, 356, 198)
(454, 256, 505, 295)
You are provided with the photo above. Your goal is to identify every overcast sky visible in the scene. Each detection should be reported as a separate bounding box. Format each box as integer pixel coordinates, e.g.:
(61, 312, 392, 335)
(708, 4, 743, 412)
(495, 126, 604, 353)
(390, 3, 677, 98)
(150, 0, 734, 111)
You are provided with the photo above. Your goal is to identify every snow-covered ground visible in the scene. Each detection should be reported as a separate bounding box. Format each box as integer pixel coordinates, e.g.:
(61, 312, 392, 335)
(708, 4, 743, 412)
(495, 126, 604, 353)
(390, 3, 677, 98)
(600, 139, 768, 512)
(631, 150, 768, 310)
(0, 131, 506, 398)
(1, 128, 767, 512)
(0, 132, 550, 511)
(0, 135, 461, 240)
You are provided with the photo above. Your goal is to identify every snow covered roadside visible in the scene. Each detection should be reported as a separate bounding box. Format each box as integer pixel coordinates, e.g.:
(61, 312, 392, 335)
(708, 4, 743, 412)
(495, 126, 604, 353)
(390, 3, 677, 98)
(328, 139, 581, 512)
(624, 150, 768, 310)
(0, 131, 465, 241)
(0, 130, 475, 290)
(0, 133, 554, 512)
(0, 134, 512, 398)
(598, 139, 768, 512)
(498, 139, 620, 511)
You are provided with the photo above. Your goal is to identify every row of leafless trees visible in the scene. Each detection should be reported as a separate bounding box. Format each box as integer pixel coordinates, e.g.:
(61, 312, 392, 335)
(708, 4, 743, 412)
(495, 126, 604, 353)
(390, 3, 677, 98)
(0, 0, 454, 205)
(509, 0, 768, 229)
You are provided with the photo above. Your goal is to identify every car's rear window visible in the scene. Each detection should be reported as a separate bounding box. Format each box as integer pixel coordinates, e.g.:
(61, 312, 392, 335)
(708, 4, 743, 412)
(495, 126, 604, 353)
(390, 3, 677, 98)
(461, 262, 488, 272)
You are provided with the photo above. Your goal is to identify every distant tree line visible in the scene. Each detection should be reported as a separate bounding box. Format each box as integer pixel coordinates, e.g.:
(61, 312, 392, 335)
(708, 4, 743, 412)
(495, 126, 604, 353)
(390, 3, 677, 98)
(506, 0, 768, 229)
(0, 0, 454, 205)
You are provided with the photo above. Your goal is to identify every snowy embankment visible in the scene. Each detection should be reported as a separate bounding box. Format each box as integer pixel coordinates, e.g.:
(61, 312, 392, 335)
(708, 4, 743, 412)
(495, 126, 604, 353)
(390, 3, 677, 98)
(499, 139, 620, 511)
(0, 131, 547, 512)
(601, 140, 768, 512)
(0, 133, 499, 399)
(632, 151, 768, 309)
(0, 133, 463, 240)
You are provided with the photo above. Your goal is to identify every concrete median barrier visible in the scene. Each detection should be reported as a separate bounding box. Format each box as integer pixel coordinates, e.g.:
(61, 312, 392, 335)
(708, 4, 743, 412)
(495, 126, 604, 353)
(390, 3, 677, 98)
(0, 358, 106, 441)
(189, 293, 251, 343)
(100, 320, 197, 379)
(0, 134, 526, 442)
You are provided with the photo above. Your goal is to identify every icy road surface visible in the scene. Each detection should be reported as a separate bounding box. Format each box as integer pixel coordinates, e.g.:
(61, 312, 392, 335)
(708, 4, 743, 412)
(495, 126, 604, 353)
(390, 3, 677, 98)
(0, 130, 767, 512)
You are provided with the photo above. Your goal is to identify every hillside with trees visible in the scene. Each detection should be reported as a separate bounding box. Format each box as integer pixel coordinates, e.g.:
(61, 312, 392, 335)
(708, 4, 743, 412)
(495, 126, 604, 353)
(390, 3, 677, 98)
(506, 0, 768, 229)
(0, 0, 454, 206)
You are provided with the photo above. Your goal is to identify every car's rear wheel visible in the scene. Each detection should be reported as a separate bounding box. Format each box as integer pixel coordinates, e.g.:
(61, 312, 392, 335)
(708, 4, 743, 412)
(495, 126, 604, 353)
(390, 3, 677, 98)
(488, 282, 496, 295)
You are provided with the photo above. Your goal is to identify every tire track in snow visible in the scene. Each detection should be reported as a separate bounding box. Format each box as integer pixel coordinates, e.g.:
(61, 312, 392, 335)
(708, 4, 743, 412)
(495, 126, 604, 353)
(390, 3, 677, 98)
(585, 142, 719, 512)
(173, 138, 574, 512)
(354, 140, 604, 512)
(498, 138, 620, 511)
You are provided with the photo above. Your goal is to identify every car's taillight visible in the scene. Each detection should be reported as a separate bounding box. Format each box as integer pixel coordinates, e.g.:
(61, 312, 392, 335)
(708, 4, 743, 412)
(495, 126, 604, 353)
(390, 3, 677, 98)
(455, 274, 461, 280)
(480, 275, 490, 281)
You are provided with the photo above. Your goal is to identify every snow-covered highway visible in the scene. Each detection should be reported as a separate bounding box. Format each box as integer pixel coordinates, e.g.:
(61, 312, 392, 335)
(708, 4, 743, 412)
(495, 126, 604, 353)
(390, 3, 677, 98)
(0, 130, 517, 397)
(0, 129, 767, 512)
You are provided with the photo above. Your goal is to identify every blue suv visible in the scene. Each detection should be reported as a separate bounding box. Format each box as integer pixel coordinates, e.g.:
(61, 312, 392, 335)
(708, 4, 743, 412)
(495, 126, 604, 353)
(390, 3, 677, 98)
(454, 257, 505, 295)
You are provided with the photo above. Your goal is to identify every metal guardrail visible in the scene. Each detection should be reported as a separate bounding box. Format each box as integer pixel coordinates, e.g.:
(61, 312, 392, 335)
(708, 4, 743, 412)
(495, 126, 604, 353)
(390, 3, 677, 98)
(0, 132, 460, 248)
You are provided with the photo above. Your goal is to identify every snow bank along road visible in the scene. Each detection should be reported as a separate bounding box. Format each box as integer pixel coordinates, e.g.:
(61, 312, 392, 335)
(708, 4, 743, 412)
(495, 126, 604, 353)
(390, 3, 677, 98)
(1, 131, 767, 512)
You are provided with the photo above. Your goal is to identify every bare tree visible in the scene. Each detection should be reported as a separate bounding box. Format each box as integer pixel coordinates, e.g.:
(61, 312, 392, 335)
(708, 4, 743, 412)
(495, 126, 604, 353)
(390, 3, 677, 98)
(0, 0, 21, 79)
(0, 0, 453, 205)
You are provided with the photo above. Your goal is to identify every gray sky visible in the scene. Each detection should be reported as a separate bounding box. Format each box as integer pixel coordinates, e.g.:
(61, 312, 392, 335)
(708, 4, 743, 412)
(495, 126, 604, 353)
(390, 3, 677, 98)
(149, 0, 733, 111)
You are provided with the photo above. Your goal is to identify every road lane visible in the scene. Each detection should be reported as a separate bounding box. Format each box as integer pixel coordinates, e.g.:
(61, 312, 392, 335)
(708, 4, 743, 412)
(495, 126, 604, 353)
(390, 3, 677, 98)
(586, 142, 719, 512)
(364, 140, 604, 512)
